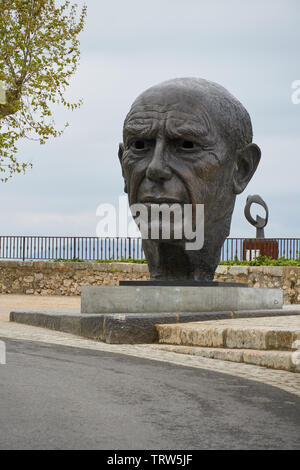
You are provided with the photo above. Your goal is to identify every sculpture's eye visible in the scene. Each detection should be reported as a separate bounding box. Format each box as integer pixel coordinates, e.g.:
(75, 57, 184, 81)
(134, 140, 145, 150)
(181, 140, 194, 149)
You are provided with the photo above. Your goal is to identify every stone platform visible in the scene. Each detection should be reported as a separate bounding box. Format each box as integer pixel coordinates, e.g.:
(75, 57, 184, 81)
(9, 285, 288, 343)
(156, 315, 300, 373)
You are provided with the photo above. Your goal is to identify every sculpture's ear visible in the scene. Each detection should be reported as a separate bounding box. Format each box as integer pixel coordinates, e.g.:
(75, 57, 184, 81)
(233, 143, 261, 194)
(118, 143, 128, 193)
(118, 143, 124, 165)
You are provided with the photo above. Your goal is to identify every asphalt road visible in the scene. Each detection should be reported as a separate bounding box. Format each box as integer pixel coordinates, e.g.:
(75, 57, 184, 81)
(0, 338, 299, 450)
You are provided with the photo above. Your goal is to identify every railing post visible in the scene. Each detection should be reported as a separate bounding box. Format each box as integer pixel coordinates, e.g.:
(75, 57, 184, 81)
(22, 236, 26, 261)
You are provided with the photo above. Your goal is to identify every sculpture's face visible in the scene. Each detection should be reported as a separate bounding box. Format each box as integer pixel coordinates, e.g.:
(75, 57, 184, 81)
(120, 85, 237, 238)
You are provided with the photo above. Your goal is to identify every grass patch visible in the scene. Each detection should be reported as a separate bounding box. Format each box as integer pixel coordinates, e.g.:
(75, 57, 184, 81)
(219, 255, 300, 266)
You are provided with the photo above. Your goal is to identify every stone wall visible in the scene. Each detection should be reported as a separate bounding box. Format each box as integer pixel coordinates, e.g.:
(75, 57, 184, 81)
(214, 265, 300, 305)
(0, 260, 299, 304)
(0, 261, 149, 296)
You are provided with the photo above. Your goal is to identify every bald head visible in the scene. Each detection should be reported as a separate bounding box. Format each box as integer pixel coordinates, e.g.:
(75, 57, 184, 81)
(125, 77, 253, 153)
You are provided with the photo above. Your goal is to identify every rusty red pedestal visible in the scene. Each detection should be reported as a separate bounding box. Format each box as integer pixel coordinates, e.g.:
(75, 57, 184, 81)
(243, 239, 279, 260)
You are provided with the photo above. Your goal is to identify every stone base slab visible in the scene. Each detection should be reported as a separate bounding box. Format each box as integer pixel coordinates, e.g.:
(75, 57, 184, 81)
(81, 285, 283, 314)
(155, 344, 300, 373)
(10, 309, 300, 344)
(157, 318, 300, 350)
(119, 280, 247, 287)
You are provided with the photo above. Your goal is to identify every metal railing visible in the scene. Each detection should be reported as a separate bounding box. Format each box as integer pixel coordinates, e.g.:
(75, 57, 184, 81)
(0, 236, 145, 261)
(0, 236, 299, 262)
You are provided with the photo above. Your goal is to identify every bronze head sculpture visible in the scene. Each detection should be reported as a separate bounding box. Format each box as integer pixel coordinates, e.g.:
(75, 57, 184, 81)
(118, 78, 261, 281)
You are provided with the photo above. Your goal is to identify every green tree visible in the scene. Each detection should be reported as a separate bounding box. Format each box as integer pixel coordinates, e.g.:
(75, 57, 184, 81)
(0, 0, 87, 181)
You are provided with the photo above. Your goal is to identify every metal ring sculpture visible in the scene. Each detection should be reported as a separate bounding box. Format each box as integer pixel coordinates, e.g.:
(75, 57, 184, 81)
(244, 195, 268, 238)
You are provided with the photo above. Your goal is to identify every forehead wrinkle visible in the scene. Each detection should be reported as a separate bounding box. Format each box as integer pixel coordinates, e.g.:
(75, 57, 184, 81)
(166, 119, 207, 138)
(166, 118, 216, 146)
(126, 102, 215, 125)
(125, 107, 201, 122)
(124, 105, 217, 145)
(127, 103, 181, 115)
(123, 119, 160, 142)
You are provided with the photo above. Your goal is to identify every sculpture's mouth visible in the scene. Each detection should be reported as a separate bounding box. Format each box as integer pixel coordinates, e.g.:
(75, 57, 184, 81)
(131, 196, 192, 243)
(139, 197, 184, 205)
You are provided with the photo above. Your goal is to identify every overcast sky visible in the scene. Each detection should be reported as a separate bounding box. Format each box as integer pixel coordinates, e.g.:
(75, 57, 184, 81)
(0, 0, 299, 238)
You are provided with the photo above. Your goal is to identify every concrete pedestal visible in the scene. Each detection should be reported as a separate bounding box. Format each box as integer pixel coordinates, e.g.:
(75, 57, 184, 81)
(81, 285, 283, 314)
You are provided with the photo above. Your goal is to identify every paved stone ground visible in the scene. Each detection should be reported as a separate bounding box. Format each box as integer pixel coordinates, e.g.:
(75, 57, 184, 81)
(0, 294, 80, 322)
(1, 294, 300, 398)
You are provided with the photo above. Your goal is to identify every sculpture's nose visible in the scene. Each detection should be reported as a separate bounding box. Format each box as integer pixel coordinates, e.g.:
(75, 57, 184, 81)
(146, 140, 172, 182)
